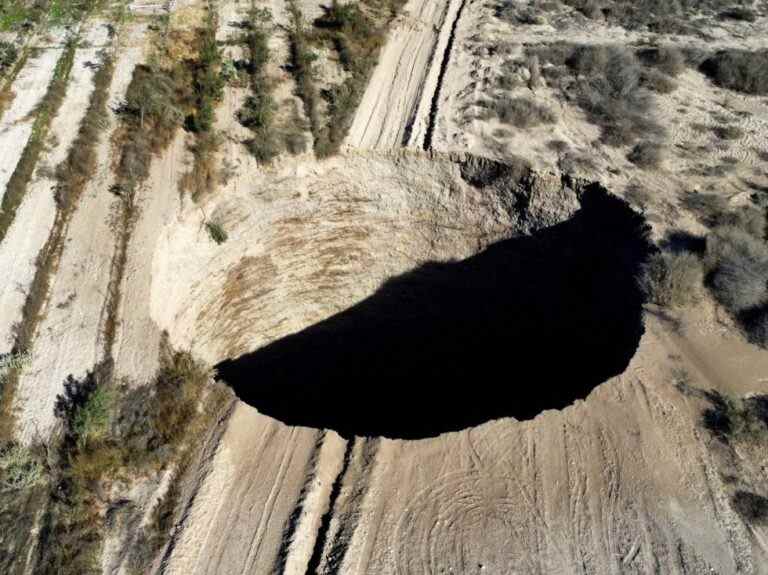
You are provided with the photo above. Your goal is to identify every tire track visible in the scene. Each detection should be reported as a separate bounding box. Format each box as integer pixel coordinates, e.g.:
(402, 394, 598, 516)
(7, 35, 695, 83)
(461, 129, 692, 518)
(305, 437, 356, 574)
(421, 0, 467, 151)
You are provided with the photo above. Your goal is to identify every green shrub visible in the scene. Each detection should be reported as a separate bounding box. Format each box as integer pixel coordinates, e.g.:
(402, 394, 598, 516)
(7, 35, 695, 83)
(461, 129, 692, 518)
(0, 41, 18, 74)
(0, 443, 44, 492)
(185, 11, 224, 133)
(236, 7, 285, 162)
(639, 251, 703, 307)
(72, 387, 112, 450)
(205, 221, 228, 244)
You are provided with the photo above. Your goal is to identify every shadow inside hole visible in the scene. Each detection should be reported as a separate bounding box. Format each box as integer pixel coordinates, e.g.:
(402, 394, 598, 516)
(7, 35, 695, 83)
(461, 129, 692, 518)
(216, 186, 652, 439)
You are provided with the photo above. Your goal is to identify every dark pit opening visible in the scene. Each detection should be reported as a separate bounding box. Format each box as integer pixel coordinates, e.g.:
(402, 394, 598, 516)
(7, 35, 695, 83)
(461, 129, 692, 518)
(216, 186, 652, 439)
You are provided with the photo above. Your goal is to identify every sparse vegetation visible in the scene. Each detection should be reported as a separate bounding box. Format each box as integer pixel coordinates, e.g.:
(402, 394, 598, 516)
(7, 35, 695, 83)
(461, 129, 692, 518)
(37, 343, 232, 574)
(181, 131, 221, 200)
(0, 50, 114, 438)
(0, 39, 76, 246)
(180, 9, 228, 199)
(639, 251, 703, 307)
(287, 2, 321, 150)
(236, 6, 282, 162)
(554, 0, 749, 33)
(286, 0, 405, 157)
(675, 193, 768, 347)
(700, 50, 768, 96)
(185, 10, 224, 134)
(531, 43, 665, 146)
(315, 0, 406, 156)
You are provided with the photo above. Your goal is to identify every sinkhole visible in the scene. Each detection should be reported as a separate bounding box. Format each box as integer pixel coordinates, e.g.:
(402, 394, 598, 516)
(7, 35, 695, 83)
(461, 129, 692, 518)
(215, 185, 652, 439)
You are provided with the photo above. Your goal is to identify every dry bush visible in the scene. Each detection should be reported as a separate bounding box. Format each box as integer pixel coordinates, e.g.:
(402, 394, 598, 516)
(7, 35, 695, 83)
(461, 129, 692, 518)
(708, 205, 766, 238)
(117, 64, 184, 186)
(682, 192, 728, 226)
(701, 50, 768, 95)
(312, 1, 403, 156)
(719, 7, 757, 22)
(39, 343, 230, 574)
(0, 443, 44, 492)
(712, 124, 744, 140)
(702, 390, 768, 441)
(639, 46, 687, 77)
(732, 491, 768, 524)
(180, 131, 221, 200)
(560, 0, 744, 33)
(706, 226, 768, 313)
(639, 251, 703, 307)
(627, 141, 664, 169)
(640, 68, 677, 94)
(185, 12, 224, 134)
(493, 96, 557, 128)
(741, 307, 768, 347)
(625, 182, 652, 210)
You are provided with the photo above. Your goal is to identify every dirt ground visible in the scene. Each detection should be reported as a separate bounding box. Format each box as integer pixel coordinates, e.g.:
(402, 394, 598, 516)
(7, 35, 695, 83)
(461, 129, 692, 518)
(1, 0, 767, 573)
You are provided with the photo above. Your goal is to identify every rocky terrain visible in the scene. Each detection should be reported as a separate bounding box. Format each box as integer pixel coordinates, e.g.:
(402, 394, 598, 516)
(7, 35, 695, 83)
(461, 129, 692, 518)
(0, 0, 767, 573)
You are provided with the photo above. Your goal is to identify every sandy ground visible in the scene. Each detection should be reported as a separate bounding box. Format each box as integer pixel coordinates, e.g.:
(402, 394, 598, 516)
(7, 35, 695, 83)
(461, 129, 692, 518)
(0, 23, 110, 354)
(1, 0, 767, 572)
(14, 23, 148, 442)
(157, 303, 768, 574)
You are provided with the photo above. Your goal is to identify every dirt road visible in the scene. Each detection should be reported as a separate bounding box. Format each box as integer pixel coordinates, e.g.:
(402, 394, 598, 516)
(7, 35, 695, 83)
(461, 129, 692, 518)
(346, 0, 466, 151)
